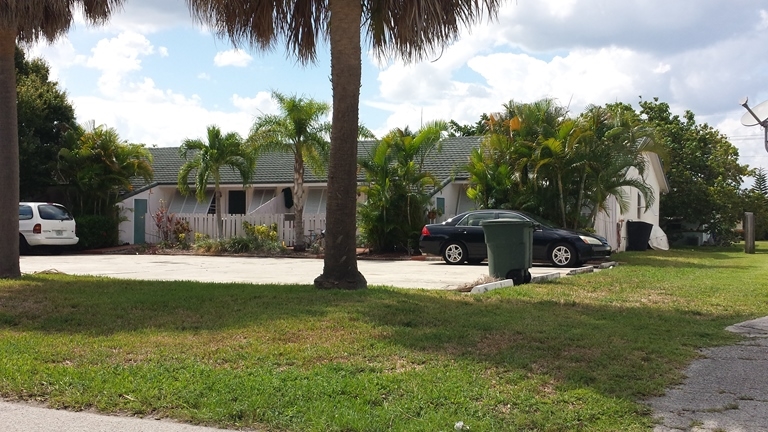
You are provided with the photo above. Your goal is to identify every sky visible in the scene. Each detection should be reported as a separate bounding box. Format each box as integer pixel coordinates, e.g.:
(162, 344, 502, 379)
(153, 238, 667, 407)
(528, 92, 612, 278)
(27, 0, 768, 185)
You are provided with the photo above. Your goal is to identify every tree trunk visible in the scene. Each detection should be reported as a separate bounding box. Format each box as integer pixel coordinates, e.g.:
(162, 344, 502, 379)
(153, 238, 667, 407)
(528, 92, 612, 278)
(293, 150, 306, 251)
(557, 174, 567, 228)
(0, 30, 21, 279)
(314, 0, 367, 290)
(214, 187, 223, 239)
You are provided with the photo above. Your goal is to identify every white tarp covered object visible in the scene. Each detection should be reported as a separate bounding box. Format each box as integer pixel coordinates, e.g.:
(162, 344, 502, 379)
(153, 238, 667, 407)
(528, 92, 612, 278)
(649, 225, 670, 251)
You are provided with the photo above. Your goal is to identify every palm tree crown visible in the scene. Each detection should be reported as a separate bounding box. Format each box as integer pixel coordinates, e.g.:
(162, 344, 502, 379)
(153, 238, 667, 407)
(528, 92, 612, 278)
(178, 125, 256, 239)
(248, 91, 330, 251)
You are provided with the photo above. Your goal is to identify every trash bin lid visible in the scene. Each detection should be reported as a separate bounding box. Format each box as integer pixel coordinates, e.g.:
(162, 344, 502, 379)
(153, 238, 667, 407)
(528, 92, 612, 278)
(480, 218, 534, 226)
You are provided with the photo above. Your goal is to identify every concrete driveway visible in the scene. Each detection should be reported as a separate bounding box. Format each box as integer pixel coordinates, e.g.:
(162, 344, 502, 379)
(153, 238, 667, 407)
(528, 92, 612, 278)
(19, 254, 573, 290)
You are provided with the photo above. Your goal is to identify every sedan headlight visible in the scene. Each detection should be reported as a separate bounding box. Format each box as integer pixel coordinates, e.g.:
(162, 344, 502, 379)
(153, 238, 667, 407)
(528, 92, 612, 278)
(579, 235, 603, 245)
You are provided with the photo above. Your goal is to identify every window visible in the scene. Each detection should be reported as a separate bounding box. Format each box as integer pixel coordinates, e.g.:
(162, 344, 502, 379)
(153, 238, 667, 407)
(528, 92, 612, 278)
(38, 204, 73, 220)
(436, 197, 445, 214)
(168, 190, 214, 214)
(304, 189, 327, 214)
(248, 189, 275, 213)
(457, 212, 495, 227)
(498, 212, 527, 221)
(18, 205, 33, 220)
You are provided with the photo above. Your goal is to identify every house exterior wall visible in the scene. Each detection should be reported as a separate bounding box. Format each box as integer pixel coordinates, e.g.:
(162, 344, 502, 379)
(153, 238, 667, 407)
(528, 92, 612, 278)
(117, 187, 170, 245)
(593, 153, 665, 251)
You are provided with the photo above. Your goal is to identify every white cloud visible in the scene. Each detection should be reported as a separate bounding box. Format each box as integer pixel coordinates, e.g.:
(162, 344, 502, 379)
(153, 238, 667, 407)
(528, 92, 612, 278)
(214, 49, 253, 67)
(197, 72, 211, 80)
(231, 92, 279, 116)
(158, 46, 169, 57)
(85, 31, 157, 96)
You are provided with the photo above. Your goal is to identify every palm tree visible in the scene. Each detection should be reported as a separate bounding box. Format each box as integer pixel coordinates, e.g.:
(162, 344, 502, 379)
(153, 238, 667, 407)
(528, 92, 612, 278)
(248, 91, 330, 252)
(178, 125, 256, 240)
(185, 0, 503, 290)
(1, 1, 124, 279)
(57, 122, 153, 216)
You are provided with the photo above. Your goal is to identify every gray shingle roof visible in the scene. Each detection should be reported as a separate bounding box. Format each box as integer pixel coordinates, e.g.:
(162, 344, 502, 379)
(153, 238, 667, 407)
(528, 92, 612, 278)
(128, 136, 482, 194)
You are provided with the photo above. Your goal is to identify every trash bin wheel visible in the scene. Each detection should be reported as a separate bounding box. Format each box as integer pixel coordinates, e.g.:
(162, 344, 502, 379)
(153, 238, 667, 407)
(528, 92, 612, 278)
(442, 241, 467, 265)
(550, 242, 578, 267)
(505, 269, 531, 285)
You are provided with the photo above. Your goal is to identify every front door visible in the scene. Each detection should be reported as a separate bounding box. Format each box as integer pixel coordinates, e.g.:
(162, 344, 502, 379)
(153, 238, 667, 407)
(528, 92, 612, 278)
(134, 199, 147, 244)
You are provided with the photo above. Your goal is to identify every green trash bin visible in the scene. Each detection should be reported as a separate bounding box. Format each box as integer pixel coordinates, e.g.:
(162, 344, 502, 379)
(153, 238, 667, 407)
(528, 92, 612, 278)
(480, 219, 534, 285)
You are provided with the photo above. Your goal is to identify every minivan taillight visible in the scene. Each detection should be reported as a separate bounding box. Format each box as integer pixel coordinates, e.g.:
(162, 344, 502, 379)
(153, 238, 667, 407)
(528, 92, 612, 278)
(33, 224, 42, 234)
(421, 226, 430, 236)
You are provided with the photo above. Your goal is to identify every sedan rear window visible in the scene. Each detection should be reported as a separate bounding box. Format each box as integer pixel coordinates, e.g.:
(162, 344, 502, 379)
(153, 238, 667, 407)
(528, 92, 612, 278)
(38, 204, 73, 221)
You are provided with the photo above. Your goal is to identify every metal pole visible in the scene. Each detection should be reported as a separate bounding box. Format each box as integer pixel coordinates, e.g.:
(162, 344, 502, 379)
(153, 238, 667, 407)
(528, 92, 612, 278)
(744, 212, 755, 254)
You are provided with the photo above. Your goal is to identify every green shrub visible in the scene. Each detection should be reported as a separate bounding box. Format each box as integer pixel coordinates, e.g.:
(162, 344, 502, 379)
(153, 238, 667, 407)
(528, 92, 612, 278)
(192, 223, 285, 255)
(75, 215, 120, 250)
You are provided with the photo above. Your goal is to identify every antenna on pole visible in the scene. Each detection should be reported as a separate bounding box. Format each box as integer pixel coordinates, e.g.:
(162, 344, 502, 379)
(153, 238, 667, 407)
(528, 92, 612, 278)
(739, 96, 768, 154)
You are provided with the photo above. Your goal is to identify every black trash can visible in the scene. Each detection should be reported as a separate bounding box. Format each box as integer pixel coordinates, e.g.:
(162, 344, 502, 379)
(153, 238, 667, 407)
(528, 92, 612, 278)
(480, 219, 534, 285)
(626, 220, 653, 251)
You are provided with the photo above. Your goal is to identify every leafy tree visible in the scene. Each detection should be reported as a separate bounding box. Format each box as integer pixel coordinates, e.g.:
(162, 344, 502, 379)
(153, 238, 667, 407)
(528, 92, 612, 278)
(15, 46, 76, 200)
(186, 0, 503, 290)
(248, 91, 330, 251)
(178, 125, 256, 240)
(358, 121, 447, 253)
(753, 167, 768, 198)
(448, 115, 489, 137)
(57, 122, 153, 217)
(1, 0, 124, 279)
(639, 97, 749, 245)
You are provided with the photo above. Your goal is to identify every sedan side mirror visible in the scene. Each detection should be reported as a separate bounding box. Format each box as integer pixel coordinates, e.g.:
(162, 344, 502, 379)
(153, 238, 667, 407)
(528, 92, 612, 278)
(533, 223, 542, 230)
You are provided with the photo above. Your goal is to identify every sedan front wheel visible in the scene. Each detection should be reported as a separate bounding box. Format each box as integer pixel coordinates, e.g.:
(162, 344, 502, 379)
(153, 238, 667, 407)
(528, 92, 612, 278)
(442, 242, 467, 265)
(550, 243, 578, 267)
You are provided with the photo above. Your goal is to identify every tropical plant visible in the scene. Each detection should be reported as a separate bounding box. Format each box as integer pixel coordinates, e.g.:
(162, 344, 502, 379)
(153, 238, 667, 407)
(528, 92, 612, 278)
(185, 0, 504, 290)
(178, 125, 256, 240)
(358, 121, 447, 253)
(248, 91, 330, 252)
(464, 99, 664, 231)
(57, 122, 153, 217)
(1, 0, 124, 278)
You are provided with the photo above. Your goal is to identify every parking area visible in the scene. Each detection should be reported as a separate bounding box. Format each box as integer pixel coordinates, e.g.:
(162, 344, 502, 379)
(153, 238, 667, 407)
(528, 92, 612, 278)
(18, 254, 584, 290)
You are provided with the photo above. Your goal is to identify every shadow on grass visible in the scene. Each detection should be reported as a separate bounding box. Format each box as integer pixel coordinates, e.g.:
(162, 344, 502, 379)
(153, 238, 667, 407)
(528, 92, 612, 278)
(617, 250, 750, 269)
(0, 274, 749, 401)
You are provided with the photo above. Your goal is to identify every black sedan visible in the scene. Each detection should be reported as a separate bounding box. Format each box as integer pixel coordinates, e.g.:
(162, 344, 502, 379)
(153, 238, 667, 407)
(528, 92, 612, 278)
(419, 209, 612, 267)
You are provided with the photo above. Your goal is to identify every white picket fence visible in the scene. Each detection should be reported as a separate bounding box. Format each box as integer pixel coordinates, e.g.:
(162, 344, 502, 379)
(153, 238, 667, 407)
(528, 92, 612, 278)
(149, 213, 326, 247)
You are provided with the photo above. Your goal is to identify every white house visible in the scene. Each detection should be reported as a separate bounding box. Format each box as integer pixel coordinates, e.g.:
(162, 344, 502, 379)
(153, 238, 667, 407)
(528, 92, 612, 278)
(120, 136, 667, 250)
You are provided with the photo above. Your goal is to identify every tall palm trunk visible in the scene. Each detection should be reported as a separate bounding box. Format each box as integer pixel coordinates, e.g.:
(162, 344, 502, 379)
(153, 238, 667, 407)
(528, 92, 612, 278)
(556, 173, 567, 228)
(214, 183, 223, 239)
(293, 151, 306, 251)
(315, 0, 367, 290)
(0, 30, 21, 279)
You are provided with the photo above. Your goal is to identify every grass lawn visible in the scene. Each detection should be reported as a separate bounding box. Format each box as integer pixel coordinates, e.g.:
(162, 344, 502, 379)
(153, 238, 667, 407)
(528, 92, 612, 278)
(1, 243, 767, 431)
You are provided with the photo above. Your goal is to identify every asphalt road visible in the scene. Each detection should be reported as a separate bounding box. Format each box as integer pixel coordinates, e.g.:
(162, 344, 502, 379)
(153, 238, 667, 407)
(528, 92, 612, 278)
(19, 254, 570, 289)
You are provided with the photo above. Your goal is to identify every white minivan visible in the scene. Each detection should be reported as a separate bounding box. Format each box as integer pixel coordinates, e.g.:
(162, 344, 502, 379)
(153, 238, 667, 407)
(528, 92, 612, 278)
(19, 202, 79, 254)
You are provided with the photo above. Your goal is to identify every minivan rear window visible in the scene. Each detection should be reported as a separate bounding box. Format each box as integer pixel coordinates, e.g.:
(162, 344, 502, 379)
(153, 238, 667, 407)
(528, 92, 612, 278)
(38, 204, 73, 221)
(19, 205, 33, 220)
